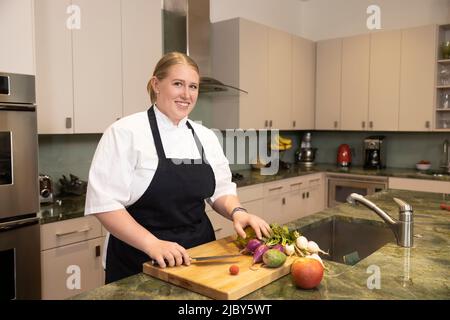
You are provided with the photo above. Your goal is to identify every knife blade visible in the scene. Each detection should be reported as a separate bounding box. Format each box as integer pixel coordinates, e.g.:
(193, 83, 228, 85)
(149, 254, 240, 265)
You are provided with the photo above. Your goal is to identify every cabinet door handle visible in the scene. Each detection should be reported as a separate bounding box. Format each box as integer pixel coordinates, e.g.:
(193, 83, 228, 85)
(425, 121, 430, 129)
(269, 120, 273, 127)
(302, 192, 305, 199)
(369, 121, 373, 129)
(334, 121, 338, 129)
(362, 121, 366, 129)
(290, 182, 303, 187)
(95, 245, 101, 257)
(214, 227, 223, 232)
(56, 226, 92, 237)
(268, 186, 283, 192)
(307, 192, 310, 198)
(293, 120, 296, 128)
(309, 178, 320, 183)
(282, 197, 286, 205)
(65, 117, 72, 129)
(265, 120, 269, 128)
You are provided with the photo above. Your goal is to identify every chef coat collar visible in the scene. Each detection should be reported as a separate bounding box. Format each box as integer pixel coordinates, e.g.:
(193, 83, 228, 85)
(153, 104, 188, 129)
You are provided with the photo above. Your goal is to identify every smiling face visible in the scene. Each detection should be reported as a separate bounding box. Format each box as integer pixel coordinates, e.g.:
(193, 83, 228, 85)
(151, 63, 200, 125)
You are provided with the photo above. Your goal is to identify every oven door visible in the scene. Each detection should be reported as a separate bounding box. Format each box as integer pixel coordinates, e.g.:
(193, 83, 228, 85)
(327, 175, 388, 208)
(0, 217, 41, 299)
(0, 106, 39, 220)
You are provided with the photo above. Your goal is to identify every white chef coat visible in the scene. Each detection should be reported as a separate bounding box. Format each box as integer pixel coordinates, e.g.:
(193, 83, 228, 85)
(84, 105, 237, 216)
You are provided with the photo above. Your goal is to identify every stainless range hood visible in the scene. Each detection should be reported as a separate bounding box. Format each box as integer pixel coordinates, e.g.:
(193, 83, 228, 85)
(163, 0, 247, 94)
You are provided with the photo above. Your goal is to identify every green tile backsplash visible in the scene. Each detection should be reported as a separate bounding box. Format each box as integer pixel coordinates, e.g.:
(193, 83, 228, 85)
(38, 130, 450, 195)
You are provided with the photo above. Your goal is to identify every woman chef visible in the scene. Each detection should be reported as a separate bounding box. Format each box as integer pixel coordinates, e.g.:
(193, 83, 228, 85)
(85, 52, 272, 283)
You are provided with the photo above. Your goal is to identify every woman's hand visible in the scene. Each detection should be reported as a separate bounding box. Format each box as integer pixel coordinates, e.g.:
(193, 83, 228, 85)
(145, 238, 191, 268)
(232, 211, 272, 240)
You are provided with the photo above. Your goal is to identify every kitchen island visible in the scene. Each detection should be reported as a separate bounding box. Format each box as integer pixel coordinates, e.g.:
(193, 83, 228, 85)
(71, 189, 449, 300)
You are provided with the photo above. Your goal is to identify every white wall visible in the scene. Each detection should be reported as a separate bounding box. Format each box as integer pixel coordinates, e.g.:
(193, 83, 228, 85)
(210, 0, 303, 36)
(300, 0, 450, 41)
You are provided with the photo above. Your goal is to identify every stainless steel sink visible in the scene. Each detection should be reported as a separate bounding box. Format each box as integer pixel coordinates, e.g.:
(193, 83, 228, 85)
(298, 215, 396, 265)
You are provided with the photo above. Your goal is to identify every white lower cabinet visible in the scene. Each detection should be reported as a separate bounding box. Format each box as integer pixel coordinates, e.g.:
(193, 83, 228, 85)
(41, 237, 104, 300)
(40, 216, 105, 300)
(263, 174, 325, 226)
(389, 177, 450, 193)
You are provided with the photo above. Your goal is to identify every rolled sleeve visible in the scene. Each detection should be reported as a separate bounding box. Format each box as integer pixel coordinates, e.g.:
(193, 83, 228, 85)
(84, 125, 136, 215)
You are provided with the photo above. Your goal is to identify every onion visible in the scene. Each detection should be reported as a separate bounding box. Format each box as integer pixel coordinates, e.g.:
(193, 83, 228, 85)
(253, 244, 269, 264)
(245, 239, 262, 254)
(305, 253, 325, 268)
(284, 244, 295, 256)
(307, 241, 328, 255)
(296, 236, 308, 250)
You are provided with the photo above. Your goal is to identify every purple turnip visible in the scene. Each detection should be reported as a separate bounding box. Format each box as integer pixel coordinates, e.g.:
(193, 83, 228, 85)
(253, 244, 269, 264)
(246, 239, 262, 253)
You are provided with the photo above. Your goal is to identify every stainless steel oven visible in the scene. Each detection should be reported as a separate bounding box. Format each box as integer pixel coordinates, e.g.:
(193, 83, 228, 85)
(0, 72, 41, 299)
(327, 173, 388, 208)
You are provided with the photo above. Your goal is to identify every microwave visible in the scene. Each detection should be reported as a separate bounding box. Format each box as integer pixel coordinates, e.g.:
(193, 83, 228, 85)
(327, 173, 388, 208)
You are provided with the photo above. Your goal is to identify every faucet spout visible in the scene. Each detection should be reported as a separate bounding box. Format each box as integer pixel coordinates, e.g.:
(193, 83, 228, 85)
(346, 193, 414, 247)
(346, 193, 397, 226)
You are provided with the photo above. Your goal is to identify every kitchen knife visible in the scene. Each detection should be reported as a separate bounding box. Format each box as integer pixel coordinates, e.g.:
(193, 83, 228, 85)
(149, 254, 241, 265)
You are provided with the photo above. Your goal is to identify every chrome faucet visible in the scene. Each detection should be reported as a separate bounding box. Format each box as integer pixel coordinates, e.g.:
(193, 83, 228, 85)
(347, 193, 414, 247)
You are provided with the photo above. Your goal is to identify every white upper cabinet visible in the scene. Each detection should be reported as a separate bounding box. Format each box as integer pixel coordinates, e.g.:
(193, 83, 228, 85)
(35, 0, 162, 134)
(291, 35, 315, 130)
(211, 18, 270, 130)
(0, 0, 35, 75)
(340, 34, 370, 131)
(268, 28, 292, 130)
(122, 0, 162, 117)
(35, 0, 74, 134)
(72, 0, 122, 133)
(369, 30, 401, 131)
(399, 25, 437, 131)
(315, 38, 342, 130)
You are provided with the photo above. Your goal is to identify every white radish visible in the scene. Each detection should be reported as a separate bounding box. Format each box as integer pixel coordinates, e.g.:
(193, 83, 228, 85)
(307, 240, 328, 255)
(306, 253, 325, 268)
(296, 236, 308, 250)
(284, 244, 295, 256)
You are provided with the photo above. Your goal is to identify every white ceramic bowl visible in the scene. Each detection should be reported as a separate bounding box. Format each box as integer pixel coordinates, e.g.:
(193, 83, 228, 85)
(416, 163, 431, 171)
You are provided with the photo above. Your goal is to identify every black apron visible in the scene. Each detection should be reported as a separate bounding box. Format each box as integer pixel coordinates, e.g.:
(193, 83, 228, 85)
(105, 106, 216, 283)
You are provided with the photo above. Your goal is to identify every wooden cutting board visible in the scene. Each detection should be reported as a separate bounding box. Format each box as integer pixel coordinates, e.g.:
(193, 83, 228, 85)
(143, 236, 295, 300)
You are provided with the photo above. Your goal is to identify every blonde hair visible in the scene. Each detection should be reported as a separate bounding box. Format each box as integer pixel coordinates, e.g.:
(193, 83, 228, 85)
(147, 52, 200, 104)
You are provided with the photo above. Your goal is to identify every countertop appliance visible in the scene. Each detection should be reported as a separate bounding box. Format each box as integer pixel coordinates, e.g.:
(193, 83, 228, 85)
(0, 72, 41, 299)
(337, 144, 352, 167)
(296, 132, 317, 167)
(39, 174, 54, 204)
(363, 136, 386, 169)
(327, 173, 388, 208)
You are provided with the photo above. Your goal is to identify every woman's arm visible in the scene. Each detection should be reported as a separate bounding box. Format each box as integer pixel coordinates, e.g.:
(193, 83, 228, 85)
(212, 195, 271, 240)
(95, 209, 190, 268)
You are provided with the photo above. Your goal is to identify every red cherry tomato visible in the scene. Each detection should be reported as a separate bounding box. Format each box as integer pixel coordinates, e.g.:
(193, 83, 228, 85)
(229, 265, 239, 275)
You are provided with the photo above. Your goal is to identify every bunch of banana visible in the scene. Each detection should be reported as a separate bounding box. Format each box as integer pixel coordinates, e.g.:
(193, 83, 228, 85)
(270, 134, 293, 151)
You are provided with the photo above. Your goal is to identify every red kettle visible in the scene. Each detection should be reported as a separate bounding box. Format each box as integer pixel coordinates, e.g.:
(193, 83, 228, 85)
(337, 144, 352, 167)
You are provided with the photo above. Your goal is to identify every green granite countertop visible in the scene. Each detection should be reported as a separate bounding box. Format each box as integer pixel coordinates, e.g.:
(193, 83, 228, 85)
(71, 189, 450, 300)
(233, 164, 450, 188)
(38, 164, 449, 225)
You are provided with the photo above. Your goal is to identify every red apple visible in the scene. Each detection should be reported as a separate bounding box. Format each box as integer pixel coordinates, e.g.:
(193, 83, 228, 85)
(291, 257, 324, 289)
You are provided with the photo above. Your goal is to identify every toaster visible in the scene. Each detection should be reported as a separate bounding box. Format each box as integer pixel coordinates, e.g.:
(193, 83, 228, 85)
(39, 174, 54, 204)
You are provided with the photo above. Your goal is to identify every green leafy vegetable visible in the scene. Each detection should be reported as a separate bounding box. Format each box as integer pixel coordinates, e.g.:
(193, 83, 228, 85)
(263, 224, 299, 246)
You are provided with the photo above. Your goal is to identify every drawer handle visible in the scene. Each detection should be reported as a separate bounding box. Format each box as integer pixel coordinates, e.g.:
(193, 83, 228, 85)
(290, 182, 303, 187)
(214, 228, 223, 232)
(309, 178, 320, 183)
(268, 186, 283, 191)
(56, 226, 92, 237)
